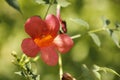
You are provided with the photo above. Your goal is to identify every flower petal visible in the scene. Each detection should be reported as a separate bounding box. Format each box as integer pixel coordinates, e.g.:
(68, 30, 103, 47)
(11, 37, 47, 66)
(40, 45, 58, 66)
(21, 38, 40, 57)
(25, 16, 48, 38)
(53, 34, 74, 53)
(45, 14, 60, 37)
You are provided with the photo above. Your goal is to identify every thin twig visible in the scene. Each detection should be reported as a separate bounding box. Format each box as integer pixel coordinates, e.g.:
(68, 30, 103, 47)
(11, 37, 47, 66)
(71, 34, 81, 39)
(58, 53, 63, 80)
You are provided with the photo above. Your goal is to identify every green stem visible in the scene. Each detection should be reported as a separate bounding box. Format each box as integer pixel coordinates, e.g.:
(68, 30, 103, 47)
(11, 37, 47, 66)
(88, 27, 106, 33)
(58, 53, 63, 80)
(71, 34, 81, 39)
(70, 28, 106, 40)
(44, 4, 52, 19)
(44, 0, 54, 19)
(19, 65, 31, 80)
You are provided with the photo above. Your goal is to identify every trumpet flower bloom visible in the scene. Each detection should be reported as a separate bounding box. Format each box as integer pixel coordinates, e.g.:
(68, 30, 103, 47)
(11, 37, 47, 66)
(21, 14, 73, 66)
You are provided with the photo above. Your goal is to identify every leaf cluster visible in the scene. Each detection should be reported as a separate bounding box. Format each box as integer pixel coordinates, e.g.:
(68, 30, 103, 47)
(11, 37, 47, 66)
(5, 0, 70, 13)
(70, 17, 120, 48)
(11, 51, 40, 80)
(78, 64, 120, 80)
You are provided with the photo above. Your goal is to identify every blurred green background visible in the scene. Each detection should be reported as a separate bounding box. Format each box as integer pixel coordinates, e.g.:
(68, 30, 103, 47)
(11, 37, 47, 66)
(0, 0, 120, 80)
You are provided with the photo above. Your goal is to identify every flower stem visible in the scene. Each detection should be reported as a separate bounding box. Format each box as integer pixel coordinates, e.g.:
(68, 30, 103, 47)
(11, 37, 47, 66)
(71, 34, 81, 39)
(58, 53, 63, 80)
(70, 28, 106, 40)
(88, 27, 106, 33)
(44, 0, 54, 19)
(56, 5, 61, 19)
(44, 4, 51, 19)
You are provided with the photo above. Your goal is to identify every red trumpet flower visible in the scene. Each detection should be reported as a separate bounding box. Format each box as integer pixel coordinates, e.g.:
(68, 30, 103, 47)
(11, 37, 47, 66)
(21, 14, 73, 66)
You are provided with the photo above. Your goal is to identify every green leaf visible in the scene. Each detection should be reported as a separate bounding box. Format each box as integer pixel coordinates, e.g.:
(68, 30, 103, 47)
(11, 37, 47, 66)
(93, 65, 100, 71)
(18, 0, 47, 18)
(70, 18, 89, 29)
(92, 70, 101, 80)
(26, 62, 32, 70)
(11, 51, 17, 58)
(101, 68, 120, 77)
(15, 71, 24, 76)
(115, 22, 120, 28)
(5, 0, 21, 12)
(57, 0, 70, 7)
(111, 32, 120, 48)
(36, 75, 40, 80)
(92, 65, 101, 80)
(81, 64, 94, 80)
(35, 0, 45, 4)
(93, 65, 120, 77)
(89, 33, 101, 47)
(20, 54, 26, 63)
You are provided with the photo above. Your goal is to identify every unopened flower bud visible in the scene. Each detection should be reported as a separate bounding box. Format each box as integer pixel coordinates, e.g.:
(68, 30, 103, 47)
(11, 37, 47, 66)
(62, 73, 76, 80)
(61, 21, 67, 33)
(11, 51, 17, 58)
